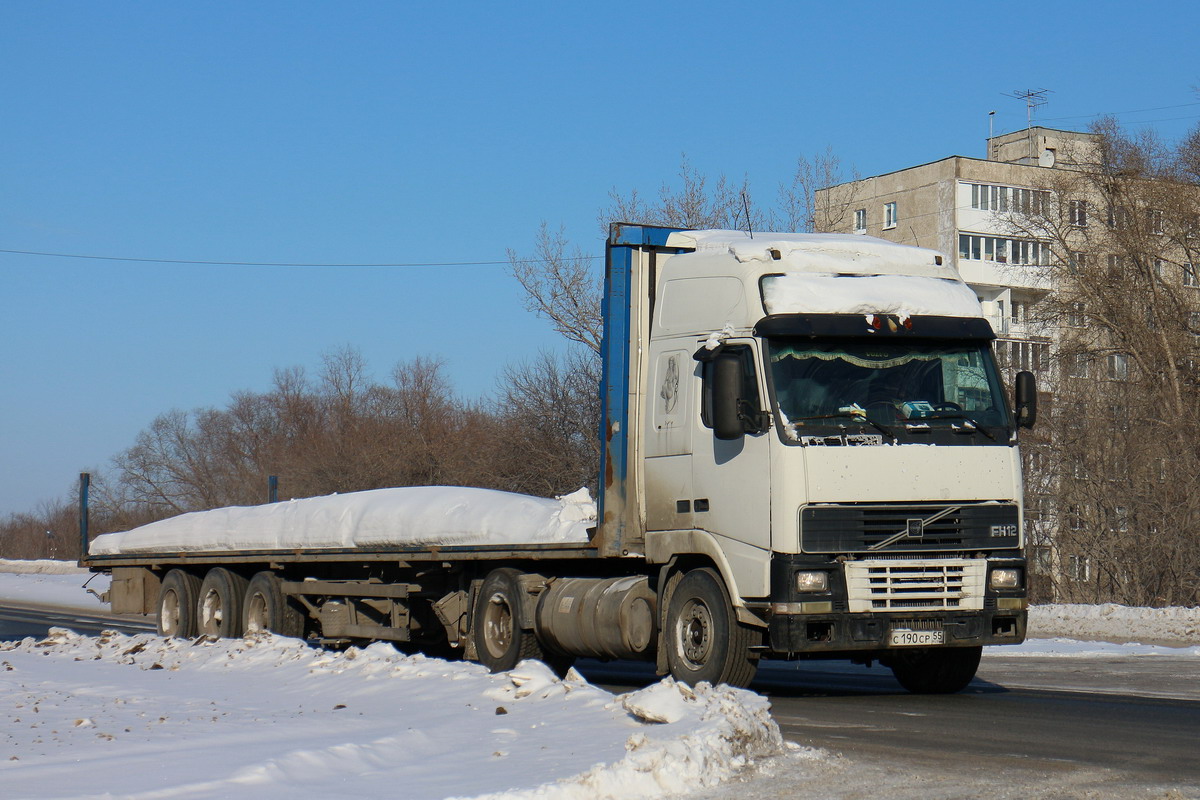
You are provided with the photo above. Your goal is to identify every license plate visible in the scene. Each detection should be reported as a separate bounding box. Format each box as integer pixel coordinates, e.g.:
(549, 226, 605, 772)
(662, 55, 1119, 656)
(889, 628, 944, 647)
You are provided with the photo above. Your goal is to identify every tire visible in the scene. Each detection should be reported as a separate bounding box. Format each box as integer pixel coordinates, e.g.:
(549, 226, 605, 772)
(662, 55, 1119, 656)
(664, 567, 759, 688)
(888, 646, 982, 694)
(197, 568, 250, 638)
(242, 571, 305, 638)
(472, 568, 545, 672)
(157, 569, 202, 638)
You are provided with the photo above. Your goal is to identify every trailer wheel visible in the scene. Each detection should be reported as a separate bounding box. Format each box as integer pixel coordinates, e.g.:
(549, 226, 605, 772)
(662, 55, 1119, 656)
(157, 569, 202, 638)
(665, 567, 759, 688)
(197, 568, 249, 638)
(242, 571, 305, 638)
(888, 646, 982, 694)
(472, 568, 543, 672)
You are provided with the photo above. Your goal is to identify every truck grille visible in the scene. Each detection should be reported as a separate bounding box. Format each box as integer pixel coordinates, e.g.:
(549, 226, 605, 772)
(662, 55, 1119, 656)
(801, 502, 1019, 553)
(844, 558, 985, 612)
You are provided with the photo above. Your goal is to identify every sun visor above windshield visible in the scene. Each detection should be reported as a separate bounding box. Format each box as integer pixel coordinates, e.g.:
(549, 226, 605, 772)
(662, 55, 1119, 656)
(755, 314, 996, 340)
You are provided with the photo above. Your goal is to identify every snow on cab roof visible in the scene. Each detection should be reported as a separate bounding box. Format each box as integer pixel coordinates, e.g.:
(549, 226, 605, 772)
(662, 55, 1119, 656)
(665, 229, 956, 280)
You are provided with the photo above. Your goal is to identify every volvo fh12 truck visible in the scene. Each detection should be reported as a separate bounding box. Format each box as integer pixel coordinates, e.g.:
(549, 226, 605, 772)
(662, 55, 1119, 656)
(83, 224, 1036, 693)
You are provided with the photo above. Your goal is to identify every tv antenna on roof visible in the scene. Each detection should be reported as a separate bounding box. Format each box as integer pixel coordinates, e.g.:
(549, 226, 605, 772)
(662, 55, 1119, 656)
(1003, 88, 1052, 129)
(1004, 89, 1052, 162)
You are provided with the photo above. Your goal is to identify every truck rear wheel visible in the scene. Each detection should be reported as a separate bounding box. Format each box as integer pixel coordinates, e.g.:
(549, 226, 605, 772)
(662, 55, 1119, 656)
(472, 568, 544, 672)
(197, 568, 249, 638)
(664, 567, 759, 688)
(888, 646, 982, 694)
(243, 571, 305, 638)
(157, 569, 201, 638)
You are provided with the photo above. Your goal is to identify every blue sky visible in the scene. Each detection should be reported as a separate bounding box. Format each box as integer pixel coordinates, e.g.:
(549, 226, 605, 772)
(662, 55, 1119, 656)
(3, 1, 1199, 516)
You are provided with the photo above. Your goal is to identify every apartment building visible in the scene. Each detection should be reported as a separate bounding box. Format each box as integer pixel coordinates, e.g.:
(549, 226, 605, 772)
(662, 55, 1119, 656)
(816, 127, 1200, 602)
(814, 126, 1102, 386)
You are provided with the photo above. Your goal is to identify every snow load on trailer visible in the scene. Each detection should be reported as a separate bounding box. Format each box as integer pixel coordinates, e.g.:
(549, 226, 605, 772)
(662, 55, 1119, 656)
(89, 487, 595, 555)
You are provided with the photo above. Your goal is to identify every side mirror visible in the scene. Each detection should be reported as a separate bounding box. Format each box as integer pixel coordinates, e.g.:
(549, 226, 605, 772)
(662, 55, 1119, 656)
(712, 353, 744, 440)
(1015, 370, 1037, 429)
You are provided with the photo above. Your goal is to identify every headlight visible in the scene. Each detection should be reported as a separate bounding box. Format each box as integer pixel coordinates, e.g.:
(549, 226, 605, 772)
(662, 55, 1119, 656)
(795, 570, 829, 592)
(990, 568, 1022, 590)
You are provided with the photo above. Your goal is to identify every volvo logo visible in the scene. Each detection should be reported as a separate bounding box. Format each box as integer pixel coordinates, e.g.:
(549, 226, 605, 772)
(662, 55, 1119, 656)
(870, 506, 962, 551)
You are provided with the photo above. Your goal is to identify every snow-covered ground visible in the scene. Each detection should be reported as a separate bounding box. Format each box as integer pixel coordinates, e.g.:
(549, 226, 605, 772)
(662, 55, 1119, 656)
(0, 629, 787, 799)
(0, 561, 1197, 798)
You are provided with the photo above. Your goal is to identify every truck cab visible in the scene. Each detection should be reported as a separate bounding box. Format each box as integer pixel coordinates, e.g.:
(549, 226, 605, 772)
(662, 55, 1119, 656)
(598, 224, 1033, 692)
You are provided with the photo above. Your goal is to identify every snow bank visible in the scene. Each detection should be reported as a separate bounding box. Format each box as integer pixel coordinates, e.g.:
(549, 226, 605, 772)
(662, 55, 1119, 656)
(761, 273, 982, 319)
(0, 558, 85, 575)
(1030, 603, 1200, 646)
(0, 629, 785, 799)
(993, 638, 1200, 658)
(90, 486, 596, 555)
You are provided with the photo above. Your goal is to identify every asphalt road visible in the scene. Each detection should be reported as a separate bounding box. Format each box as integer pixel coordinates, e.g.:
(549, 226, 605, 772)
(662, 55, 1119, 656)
(0, 603, 155, 641)
(4, 605, 1197, 798)
(581, 654, 1200, 799)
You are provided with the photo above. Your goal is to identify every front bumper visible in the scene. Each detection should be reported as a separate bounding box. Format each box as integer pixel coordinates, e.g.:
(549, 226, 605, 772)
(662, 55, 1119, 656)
(764, 551, 1028, 656)
(766, 607, 1027, 655)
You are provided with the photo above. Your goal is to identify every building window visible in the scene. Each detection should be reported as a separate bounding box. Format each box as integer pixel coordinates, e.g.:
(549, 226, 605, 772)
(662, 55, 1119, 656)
(1068, 353, 1090, 379)
(1107, 254, 1126, 278)
(1066, 554, 1091, 582)
(1107, 206, 1132, 229)
(967, 183, 1048, 215)
(1068, 251, 1087, 274)
(853, 208, 866, 232)
(1067, 302, 1086, 327)
(883, 202, 897, 229)
(1185, 262, 1197, 288)
(995, 339, 1049, 373)
(1069, 199, 1088, 227)
(958, 234, 1045, 265)
(1011, 300, 1027, 325)
(1108, 353, 1129, 381)
(1148, 209, 1164, 235)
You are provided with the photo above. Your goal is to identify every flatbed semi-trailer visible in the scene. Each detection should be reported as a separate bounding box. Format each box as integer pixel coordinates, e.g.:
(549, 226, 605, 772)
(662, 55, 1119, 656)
(84, 225, 1036, 693)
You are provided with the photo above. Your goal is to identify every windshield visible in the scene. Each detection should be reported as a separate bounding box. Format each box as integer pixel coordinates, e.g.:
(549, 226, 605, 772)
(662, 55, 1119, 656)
(766, 338, 1012, 444)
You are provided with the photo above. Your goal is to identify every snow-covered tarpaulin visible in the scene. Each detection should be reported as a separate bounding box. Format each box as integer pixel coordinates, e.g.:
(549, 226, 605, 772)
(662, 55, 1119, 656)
(90, 487, 596, 556)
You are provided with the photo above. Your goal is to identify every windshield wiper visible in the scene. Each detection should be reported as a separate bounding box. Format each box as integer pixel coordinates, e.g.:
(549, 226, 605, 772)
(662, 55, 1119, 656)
(926, 413, 997, 440)
(792, 412, 895, 440)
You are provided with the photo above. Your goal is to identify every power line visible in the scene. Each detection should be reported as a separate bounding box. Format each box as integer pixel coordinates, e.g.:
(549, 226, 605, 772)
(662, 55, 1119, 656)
(1038, 101, 1200, 123)
(0, 248, 600, 268)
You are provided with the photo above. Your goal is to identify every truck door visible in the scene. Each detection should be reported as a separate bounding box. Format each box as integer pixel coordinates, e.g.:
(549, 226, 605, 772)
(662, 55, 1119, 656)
(644, 346, 694, 531)
(691, 340, 772, 560)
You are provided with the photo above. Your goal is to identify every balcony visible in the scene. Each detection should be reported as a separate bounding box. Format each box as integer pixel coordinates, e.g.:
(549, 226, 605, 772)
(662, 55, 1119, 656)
(957, 258, 1053, 291)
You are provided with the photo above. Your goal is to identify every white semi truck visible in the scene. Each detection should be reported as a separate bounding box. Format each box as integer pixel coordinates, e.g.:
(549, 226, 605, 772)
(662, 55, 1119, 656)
(82, 224, 1036, 693)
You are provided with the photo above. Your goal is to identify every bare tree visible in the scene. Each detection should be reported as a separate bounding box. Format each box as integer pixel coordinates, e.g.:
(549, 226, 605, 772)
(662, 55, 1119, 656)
(506, 222, 603, 354)
(1010, 118, 1200, 605)
(776, 147, 862, 233)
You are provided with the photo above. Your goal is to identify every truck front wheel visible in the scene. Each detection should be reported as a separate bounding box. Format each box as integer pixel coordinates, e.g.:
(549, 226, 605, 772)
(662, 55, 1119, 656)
(472, 568, 544, 672)
(197, 568, 249, 638)
(887, 646, 982, 694)
(664, 567, 759, 688)
(157, 569, 201, 638)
